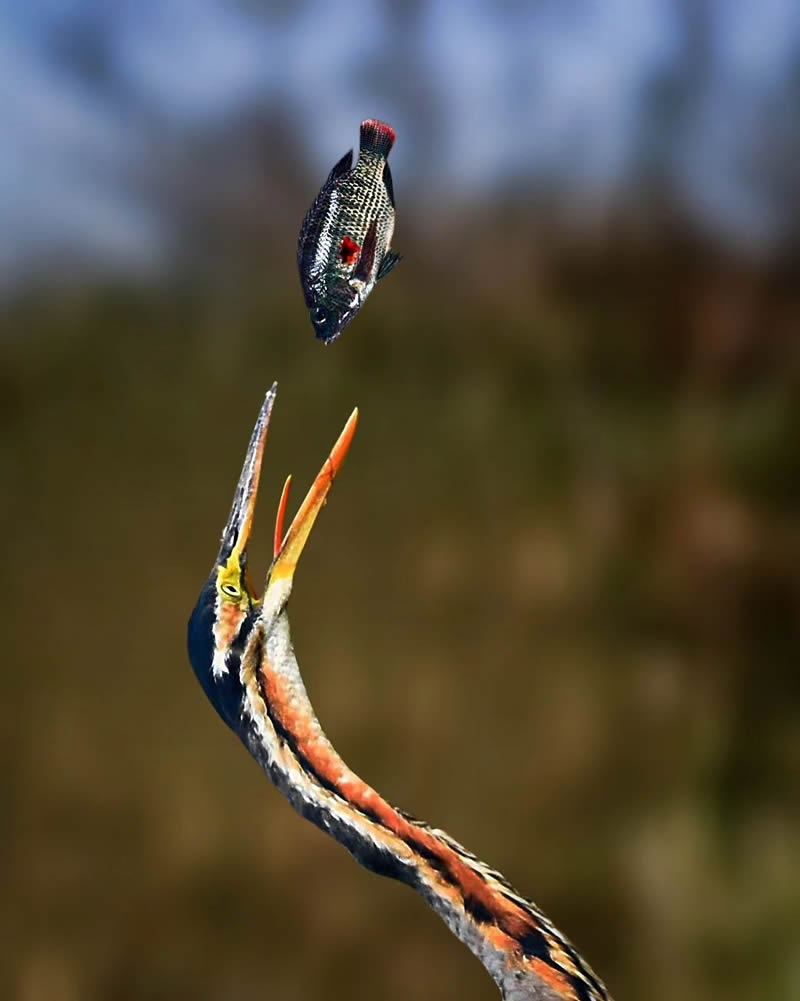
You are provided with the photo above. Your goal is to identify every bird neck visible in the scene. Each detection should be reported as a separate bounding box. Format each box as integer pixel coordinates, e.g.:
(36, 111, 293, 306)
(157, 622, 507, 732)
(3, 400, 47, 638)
(237, 610, 609, 1001)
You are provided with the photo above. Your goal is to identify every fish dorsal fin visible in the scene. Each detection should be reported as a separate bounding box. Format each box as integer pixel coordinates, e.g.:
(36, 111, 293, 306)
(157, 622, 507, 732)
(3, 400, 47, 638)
(383, 161, 396, 207)
(327, 150, 353, 183)
(377, 251, 401, 281)
(353, 220, 378, 281)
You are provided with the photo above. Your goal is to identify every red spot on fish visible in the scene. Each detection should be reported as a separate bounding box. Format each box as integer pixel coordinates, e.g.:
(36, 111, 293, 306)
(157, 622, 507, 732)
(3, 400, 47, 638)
(340, 236, 360, 264)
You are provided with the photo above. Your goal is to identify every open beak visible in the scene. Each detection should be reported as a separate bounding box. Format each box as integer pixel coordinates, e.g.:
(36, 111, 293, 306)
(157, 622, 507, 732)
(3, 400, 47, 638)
(266, 406, 359, 596)
(218, 383, 277, 567)
(219, 382, 358, 604)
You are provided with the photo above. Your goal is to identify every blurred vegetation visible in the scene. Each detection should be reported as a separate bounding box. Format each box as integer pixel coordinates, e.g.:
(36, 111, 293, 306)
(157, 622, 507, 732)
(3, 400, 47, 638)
(2, 222, 800, 1001)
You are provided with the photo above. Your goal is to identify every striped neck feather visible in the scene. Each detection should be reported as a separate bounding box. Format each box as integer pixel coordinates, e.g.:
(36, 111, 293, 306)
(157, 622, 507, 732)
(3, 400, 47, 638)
(236, 611, 610, 1001)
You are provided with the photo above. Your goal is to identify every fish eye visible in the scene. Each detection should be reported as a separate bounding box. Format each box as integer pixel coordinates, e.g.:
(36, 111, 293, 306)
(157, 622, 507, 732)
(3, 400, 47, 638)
(220, 582, 240, 599)
(311, 306, 327, 325)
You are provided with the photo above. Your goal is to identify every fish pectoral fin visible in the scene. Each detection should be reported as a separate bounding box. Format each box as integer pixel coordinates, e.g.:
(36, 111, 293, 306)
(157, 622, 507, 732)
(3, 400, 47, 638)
(327, 150, 353, 182)
(383, 161, 396, 207)
(377, 251, 402, 280)
(353, 219, 378, 281)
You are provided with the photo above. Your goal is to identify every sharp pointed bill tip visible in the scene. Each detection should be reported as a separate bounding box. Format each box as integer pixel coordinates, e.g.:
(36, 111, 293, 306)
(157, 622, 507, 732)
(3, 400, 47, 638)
(268, 407, 359, 587)
(274, 474, 293, 559)
(219, 384, 278, 562)
(217, 388, 357, 600)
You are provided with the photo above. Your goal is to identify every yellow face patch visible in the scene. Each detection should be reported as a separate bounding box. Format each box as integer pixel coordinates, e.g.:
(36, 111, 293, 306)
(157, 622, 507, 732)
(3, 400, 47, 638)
(211, 554, 253, 677)
(217, 556, 246, 604)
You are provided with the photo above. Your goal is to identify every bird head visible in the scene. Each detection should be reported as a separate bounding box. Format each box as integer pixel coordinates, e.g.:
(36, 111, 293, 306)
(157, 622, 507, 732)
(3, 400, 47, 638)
(187, 384, 358, 732)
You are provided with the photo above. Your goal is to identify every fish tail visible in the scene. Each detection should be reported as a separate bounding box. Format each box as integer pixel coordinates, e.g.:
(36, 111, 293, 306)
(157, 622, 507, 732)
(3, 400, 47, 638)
(359, 119, 395, 158)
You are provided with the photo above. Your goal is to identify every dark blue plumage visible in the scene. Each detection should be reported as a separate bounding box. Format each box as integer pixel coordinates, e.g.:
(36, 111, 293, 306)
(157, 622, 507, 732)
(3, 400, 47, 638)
(187, 580, 253, 735)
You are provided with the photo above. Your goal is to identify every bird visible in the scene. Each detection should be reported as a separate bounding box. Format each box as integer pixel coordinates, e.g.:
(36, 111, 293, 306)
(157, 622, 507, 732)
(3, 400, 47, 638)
(188, 384, 613, 1001)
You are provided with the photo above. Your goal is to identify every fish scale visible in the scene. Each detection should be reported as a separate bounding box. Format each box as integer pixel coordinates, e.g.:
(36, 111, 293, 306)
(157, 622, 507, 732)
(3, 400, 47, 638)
(297, 119, 401, 343)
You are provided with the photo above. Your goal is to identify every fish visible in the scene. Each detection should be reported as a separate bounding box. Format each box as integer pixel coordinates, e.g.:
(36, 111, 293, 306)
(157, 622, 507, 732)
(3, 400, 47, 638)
(297, 119, 401, 343)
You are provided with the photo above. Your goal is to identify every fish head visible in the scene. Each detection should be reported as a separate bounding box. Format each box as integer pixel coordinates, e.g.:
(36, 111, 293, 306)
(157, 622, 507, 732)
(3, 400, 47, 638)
(309, 303, 345, 342)
(309, 280, 365, 344)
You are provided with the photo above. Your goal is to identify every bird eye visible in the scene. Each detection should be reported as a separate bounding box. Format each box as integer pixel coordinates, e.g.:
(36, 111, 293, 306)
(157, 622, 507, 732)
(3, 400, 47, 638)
(311, 306, 327, 325)
(220, 582, 240, 599)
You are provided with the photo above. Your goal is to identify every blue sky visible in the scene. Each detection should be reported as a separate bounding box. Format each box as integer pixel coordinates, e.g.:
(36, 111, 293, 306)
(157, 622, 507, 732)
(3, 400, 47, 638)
(2, 0, 799, 285)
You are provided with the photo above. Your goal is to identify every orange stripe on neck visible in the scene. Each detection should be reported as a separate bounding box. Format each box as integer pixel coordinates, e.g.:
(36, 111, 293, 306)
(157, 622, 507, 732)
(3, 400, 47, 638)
(260, 666, 542, 945)
(528, 959, 580, 1000)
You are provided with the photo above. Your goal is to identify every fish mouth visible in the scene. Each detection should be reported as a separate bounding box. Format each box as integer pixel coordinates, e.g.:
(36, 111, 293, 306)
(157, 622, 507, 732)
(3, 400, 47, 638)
(311, 284, 362, 343)
(315, 315, 354, 344)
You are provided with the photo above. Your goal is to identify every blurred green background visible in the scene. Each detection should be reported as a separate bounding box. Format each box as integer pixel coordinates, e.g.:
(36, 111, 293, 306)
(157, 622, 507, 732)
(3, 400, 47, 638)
(2, 3, 800, 1000)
